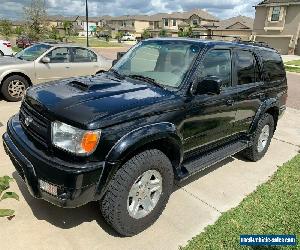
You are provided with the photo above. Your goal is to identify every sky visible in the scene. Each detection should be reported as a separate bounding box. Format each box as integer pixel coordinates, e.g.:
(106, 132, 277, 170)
(0, 0, 262, 20)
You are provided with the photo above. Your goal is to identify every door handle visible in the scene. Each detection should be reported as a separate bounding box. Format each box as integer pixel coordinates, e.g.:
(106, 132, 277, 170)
(226, 99, 235, 106)
(65, 66, 70, 69)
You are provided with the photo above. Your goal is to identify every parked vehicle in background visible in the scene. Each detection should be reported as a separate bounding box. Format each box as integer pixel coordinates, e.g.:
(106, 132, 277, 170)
(3, 38, 287, 236)
(16, 36, 35, 49)
(121, 33, 136, 41)
(0, 40, 13, 56)
(0, 43, 112, 101)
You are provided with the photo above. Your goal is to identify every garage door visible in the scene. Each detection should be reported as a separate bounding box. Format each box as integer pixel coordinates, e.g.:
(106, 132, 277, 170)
(255, 37, 291, 55)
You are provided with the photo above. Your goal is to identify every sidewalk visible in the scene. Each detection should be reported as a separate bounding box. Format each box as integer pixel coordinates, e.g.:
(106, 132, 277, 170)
(0, 107, 299, 249)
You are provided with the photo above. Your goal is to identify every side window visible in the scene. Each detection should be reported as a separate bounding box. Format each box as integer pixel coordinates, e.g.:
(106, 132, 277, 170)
(261, 50, 285, 82)
(72, 48, 97, 63)
(198, 49, 232, 87)
(46, 47, 70, 63)
(236, 50, 259, 85)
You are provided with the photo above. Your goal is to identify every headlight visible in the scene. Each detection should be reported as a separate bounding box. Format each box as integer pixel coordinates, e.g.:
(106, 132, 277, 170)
(51, 121, 101, 155)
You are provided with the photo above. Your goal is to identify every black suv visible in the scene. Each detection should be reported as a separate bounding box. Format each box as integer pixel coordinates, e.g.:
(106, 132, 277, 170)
(3, 38, 287, 236)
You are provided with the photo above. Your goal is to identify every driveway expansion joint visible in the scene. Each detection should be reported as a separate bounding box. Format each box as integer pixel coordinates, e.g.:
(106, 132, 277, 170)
(176, 184, 222, 214)
(273, 137, 300, 148)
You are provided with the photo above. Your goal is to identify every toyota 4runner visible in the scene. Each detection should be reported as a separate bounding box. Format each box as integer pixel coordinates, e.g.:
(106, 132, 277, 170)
(3, 38, 287, 236)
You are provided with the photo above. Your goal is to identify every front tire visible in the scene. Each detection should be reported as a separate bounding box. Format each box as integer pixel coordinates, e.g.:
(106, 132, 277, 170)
(241, 113, 274, 162)
(100, 149, 174, 236)
(1, 75, 29, 102)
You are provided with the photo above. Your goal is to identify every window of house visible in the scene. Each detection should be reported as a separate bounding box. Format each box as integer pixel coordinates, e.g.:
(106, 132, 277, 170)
(193, 19, 198, 26)
(164, 19, 169, 27)
(236, 50, 260, 85)
(173, 19, 177, 26)
(271, 6, 281, 21)
(198, 49, 232, 87)
(132, 21, 135, 27)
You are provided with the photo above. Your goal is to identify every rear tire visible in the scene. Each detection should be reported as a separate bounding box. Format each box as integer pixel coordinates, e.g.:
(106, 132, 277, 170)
(100, 149, 174, 236)
(1, 75, 29, 102)
(241, 113, 274, 162)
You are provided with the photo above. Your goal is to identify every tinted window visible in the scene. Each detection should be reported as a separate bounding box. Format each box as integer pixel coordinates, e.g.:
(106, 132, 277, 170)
(46, 47, 70, 63)
(198, 49, 232, 87)
(236, 50, 260, 85)
(261, 50, 285, 82)
(72, 48, 97, 62)
(271, 7, 281, 21)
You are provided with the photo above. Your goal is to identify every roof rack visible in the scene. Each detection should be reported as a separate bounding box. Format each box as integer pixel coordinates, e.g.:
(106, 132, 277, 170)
(191, 34, 276, 50)
(235, 40, 275, 50)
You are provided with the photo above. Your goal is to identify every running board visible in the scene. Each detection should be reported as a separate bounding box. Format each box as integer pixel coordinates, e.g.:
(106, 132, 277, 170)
(181, 141, 250, 178)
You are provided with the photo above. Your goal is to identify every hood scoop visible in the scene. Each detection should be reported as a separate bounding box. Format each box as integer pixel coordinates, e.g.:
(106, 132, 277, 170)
(68, 79, 120, 92)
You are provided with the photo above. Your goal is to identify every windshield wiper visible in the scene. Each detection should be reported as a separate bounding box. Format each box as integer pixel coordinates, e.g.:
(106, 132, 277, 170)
(127, 74, 165, 89)
(110, 69, 125, 79)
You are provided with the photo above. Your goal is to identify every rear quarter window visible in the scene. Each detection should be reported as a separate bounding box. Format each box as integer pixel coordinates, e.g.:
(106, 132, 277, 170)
(260, 50, 285, 82)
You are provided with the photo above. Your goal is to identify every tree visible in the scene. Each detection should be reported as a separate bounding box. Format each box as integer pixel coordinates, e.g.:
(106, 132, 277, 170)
(115, 31, 124, 41)
(178, 26, 193, 37)
(49, 26, 60, 40)
(63, 20, 73, 37)
(23, 0, 48, 41)
(0, 20, 13, 40)
(141, 29, 151, 39)
(15, 26, 25, 36)
(159, 29, 167, 37)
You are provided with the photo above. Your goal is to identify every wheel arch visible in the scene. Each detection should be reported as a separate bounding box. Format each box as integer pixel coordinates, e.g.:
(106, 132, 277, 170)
(250, 98, 280, 134)
(1, 72, 33, 87)
(105, 122, 183, 177)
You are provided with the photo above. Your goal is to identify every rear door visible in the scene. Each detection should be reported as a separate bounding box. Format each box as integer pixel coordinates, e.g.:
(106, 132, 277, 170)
(35, 47, 73, 83)
(232, 49, 263, 134)
(69, 47, 100, 77)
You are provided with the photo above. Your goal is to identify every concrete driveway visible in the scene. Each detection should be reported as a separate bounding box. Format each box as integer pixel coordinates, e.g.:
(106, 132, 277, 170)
(0, 73, 299, 249)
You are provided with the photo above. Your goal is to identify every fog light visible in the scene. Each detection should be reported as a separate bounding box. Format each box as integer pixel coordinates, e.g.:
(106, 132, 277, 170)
(39, 180, 58, 196)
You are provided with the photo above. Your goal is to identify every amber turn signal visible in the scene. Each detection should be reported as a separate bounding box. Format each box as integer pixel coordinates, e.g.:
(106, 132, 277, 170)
(81, 131, 101, 154)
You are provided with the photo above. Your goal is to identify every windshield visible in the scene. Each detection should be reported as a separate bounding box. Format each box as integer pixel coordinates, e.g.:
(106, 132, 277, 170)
(112, 40, 202, 88)
(15, 44, 51, 61)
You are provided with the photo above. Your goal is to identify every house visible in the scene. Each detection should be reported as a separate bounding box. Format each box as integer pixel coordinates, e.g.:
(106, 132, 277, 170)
(76, 16, 100, 37)
(211, 15, 254, 41)
(148, 9, 219, 37)
(47, 15, 78, 28)
(252, 0, 300, 55)
(105, 15, 151, 38)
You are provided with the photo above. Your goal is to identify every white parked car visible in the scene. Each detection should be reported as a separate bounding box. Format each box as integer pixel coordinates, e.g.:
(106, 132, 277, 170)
(0, 43, 112, 101)
(0, 40, 13, 56)
(121, 34, 136, 41)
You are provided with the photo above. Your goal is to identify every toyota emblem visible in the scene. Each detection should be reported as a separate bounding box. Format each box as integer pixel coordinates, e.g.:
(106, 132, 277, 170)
(24, 116, 33, 127)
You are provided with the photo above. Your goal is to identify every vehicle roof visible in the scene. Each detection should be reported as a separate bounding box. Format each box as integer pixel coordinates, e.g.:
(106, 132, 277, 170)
(144, 37, 278, 52)
(38, 42, 91, 49)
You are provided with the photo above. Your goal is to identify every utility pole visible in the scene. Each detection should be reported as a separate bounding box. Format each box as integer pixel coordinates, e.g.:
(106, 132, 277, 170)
(85, 0, 89, 47)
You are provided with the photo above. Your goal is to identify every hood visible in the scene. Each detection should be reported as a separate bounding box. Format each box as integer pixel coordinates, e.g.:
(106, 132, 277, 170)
(0, 56, 27, 66)
(26, 73, 173, 129)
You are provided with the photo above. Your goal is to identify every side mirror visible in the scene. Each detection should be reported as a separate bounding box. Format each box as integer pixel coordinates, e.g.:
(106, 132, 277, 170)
(192, 76, 223, 95)
(41, 56, 50, 63)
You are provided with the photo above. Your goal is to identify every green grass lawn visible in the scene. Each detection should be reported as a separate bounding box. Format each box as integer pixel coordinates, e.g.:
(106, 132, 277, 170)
(284, 66, 300, 73)
(68, 37, 122, 48)
(285, 60, 300, 66)
(183, 154, 300, 250)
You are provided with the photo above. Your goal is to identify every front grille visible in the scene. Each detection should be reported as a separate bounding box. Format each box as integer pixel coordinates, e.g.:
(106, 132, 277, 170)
(19, 101, 50, 147)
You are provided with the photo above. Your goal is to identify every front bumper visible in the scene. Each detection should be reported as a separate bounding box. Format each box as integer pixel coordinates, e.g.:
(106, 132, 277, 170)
(3, 115, 105, 208)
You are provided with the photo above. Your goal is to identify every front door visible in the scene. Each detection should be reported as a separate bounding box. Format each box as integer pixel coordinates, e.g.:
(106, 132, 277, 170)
(35, 47, 73, 83)
(183, 49, 238, 155)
